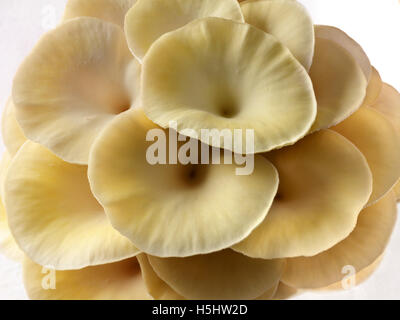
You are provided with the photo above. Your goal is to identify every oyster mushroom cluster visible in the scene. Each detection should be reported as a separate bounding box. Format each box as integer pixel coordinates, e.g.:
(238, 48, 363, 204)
(1, 0, 400, 300)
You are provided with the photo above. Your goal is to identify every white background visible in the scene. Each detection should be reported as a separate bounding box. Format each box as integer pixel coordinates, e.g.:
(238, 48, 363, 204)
(0, 0, 399, 300)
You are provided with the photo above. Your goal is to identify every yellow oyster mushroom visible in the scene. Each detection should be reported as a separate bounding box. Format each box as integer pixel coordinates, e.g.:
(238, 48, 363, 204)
(363, 67, 383, 106)
(4, 141, 139, 270)
(241, 0, 314, 70)
(12, 17, 141, 165)
(137, 254, 185, 300)
(0, 152, 12, 198)
(0, 199, 23, 262)
(1, 98, 26, 156)
(88, 108, 279, 257)
(63, 0, 137, 27)
(314, 25, 371, 81)
(281, 192, 397, 289)
(310, 37, 367, 132)
(138, 252, 280, 300)
(332, 107, 400, 205)
(142, 17, 317, 154)
(233, 130, 373, 259)
(0, 153, 23, 261)
(125, 0, 244, 59)
(147, 250, 285, 300)
(369, 83, 400, 130)
(23, 257, 150, 300)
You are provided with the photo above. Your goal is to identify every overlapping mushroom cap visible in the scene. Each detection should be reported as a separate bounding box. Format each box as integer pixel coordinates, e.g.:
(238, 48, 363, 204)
(1, 0, 399, 300)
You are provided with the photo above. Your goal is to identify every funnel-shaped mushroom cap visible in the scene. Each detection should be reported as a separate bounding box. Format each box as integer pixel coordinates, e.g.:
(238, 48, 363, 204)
(63, 0, 136, 27)
(12, 17, 140, 164)
(241, 0, 314, 70)
(233, 130, 373, 259)
(1, 99, 26, 156)
(332, 107, 400, 205)
(310, 37, 367, 132)
(0, 153, 24, 262)
(89, 108, 279, 257)
(4, 141, 139, 270)
(363, 67, 382, 106)
(147, 250, 285, 300)
(138, 252, 279, 300)
(23, 257, 150, 300)
(125, 0, 244, 59)
(142, 17, 317, 154)
(281, 192, 397, 289)
(370, 83, 400, 130)
(315, 25, 371, 80)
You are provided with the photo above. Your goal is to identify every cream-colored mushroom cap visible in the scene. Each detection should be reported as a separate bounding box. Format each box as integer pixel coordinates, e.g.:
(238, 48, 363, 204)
(233, 130, 373, 259)
(125, 0, 244, 59)
(4, 141, 139, 270)
(89, 108, 279, 257)
(310, 37, 367, 132)
(363, 67, 382, 106)
(63, 0, 137, 27)
(23, 257, 150, 300)
(0, 153, 24, 262)
(138, 253, 280, 300)
(137, 254, 185, 300)
(241, 0, 314, 70)
(142, 17, 317, 154)
(314, 25, 371, 81)
(0, 198, 23, 262)
(147, 250, 285, 300)
(281, 192, 397, 289)
(12, 17, 140, 164)
(1, 98, 26, 156)
(369, 83, 400, 130)
(332, 107, 400, 205)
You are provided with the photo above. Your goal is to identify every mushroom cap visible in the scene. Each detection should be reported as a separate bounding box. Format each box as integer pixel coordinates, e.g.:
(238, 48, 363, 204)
(1, 98, 26, 156)
(370, 83, 400, 130)
(281, 192, 397, 289)
(125, 0, 244, 59)
(137, 254, 185, 300)
(0, 153, 23, 262)
(241, 0, 314, 70)
(23, 257, 150, 300)
(233, 130, 373, 259)
(138, 252, 281, 300)
(142, 17, 317, 154)
(4, 141, 139, 270)
(147, 249, 285, 300)
(12, 17, 140, 164)
(63, 0, 137, 27)
(310, 37, 367, 132)
(363, 67, 383, 106)
(332, 107, 400, 205)
(314, 25, 371, 81)
(88, 108, 279, 257)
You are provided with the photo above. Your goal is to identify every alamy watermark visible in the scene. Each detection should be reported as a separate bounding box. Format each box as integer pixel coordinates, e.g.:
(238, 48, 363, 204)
(146, 121, 255, 176)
